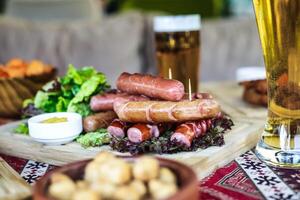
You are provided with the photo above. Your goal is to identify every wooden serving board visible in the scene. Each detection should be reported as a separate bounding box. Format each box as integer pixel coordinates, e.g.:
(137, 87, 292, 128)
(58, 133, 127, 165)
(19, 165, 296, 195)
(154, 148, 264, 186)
(0, 119, 264, 179)
(0, 156, 31, 200)
(202, 81, 267, 120)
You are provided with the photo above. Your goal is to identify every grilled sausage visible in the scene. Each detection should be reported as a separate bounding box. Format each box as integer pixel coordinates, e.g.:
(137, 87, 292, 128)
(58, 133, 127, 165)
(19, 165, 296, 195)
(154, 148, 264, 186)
(107, 119, 128, 138)
(113, 99, 220, 123)
(170, 120, 213, 147)
(127, 122, 170, 143)
(170, 123, 195, 147)
(83, 111, 117, 132)
(116, 72, 184, 101)
(90, 92, 149, 111)
(127, 124, 155, 143)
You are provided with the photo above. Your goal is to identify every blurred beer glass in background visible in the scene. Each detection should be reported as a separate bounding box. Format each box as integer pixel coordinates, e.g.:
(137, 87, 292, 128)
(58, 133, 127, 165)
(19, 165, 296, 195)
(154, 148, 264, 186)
(253, 0, 300, 167)
(154, 15, 201, 93)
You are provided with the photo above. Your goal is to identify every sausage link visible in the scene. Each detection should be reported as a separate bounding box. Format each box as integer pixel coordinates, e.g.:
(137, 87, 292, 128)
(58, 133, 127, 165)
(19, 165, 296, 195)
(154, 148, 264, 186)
(116, 72, 184, 101)
(90, 92, 149, 112)
(127, 124, 154, 143)
(114, 99, 220, 123)
(83, 111, 117, 132)
(170, 124, 195, 147)
(107, 119, 128, 138)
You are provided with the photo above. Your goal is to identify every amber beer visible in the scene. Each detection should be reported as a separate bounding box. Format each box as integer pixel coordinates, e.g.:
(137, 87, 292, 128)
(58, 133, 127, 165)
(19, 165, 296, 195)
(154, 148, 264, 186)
(253, 0, 300, 167)
(154, 15, 200, 93)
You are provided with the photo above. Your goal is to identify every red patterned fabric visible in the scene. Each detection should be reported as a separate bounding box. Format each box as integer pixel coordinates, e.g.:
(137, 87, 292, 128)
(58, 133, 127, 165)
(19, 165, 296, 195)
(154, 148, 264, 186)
(0, 153, 28, 174)
(1, 151, 300, 199)
(200, 161, 263, 200)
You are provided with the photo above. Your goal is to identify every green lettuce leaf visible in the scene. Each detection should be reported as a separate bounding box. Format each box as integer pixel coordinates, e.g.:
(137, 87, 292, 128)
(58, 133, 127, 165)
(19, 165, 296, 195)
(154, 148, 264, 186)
(70, 73, 107, 104)
(56, 97, 70, 112)
(14, 123, 29, 135)
(23, 65, 109, 118)
(23, 99, 34, 108)
(34, 91, 58, 113)
(67, 102, 92, 117)
(60, 64, 98, 86)
(67, 73, 108, 117)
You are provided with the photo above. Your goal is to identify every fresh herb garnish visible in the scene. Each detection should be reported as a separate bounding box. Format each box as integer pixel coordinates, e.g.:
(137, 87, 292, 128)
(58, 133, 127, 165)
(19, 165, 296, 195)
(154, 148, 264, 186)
(76, 129, 110, 148)
(14, 123, 29, 135)
(110, 115, 234, 155)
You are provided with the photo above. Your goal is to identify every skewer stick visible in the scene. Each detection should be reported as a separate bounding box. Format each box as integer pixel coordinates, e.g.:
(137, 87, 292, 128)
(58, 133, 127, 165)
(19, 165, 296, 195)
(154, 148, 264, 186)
(188, 78, 192, 101)
(168, 68, 172, 79)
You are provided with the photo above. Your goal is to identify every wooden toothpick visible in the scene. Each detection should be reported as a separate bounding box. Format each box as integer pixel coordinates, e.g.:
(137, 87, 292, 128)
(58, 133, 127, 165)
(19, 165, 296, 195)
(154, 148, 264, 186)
(168, 68, 172, 79)
(188, 78, 192, 101)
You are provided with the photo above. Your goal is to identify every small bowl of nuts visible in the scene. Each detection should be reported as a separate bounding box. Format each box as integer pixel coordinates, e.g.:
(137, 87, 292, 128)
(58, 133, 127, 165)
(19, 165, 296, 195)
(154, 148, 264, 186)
(33, 152, 198, 200)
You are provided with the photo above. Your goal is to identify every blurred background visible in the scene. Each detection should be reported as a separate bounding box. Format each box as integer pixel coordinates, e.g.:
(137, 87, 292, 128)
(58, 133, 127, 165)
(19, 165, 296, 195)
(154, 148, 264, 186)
(0, 0, 263, 85)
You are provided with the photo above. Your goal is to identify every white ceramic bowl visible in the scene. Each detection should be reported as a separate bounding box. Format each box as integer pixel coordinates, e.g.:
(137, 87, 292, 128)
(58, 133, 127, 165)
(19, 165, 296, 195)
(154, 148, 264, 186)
(28, 112, 83, 145)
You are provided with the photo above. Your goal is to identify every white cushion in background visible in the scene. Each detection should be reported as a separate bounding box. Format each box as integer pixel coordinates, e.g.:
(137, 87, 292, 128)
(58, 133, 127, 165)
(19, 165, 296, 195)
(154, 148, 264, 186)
(5, 0, 101, 22)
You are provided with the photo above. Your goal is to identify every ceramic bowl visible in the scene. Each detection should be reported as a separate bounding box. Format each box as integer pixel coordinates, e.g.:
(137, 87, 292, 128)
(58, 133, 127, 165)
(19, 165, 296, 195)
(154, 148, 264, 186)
(33, 156, 199, 200)
(28, 112, 82, 145)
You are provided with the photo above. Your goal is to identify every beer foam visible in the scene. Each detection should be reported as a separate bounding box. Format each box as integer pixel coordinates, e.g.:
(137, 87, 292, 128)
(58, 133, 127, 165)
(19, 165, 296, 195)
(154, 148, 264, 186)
(154, 15, 201, 32)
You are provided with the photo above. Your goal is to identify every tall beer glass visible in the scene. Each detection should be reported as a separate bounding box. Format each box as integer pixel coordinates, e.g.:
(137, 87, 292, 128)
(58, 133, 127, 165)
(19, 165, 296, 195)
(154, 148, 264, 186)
(253, 0, 300, 167)
(154, 15, 201, 93)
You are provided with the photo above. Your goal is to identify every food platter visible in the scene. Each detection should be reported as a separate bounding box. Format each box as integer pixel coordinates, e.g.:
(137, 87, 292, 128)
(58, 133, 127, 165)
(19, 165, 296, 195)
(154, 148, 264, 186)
(0, 65, 266, 180)
(0, 117, 264, 179)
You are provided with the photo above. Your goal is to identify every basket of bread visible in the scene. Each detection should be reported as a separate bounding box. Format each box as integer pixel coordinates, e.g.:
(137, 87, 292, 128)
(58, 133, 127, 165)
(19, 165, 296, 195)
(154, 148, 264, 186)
(0, 58, 55, 117)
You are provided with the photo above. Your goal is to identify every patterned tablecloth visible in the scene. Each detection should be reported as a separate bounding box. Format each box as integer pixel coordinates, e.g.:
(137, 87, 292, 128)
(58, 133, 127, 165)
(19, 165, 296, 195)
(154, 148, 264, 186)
(1, 149, 300, 200)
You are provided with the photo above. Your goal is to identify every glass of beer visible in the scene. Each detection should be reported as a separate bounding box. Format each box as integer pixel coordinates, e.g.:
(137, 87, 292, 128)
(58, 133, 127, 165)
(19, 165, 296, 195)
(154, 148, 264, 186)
(253, 0, 300, 167)
(154, 15, 201, 93)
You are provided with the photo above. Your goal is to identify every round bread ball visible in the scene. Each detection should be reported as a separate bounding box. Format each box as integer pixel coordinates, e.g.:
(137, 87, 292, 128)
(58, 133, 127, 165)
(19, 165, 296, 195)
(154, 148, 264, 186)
(159, 167, 176, 184)
(114, 185, 141, 200)
(72, 189, 100, 200)
(51, 173, 71, 183)
(91, 180, 116, 199)
(84, 161, 102, 183)
(94, 152, 116, 163)
(149, 180, 178, 200)
(49, 173, 76, 200)
(98, 159, 132, 184)
(76, 180, 89, 189)
(133, 156, 159, 181)
(130, 180, 147, 197)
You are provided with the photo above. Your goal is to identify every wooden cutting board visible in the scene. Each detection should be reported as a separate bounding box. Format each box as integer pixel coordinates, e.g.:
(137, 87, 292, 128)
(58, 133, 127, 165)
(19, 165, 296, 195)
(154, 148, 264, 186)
(0, 118, 264, 179)
(0, 156, 31, 200)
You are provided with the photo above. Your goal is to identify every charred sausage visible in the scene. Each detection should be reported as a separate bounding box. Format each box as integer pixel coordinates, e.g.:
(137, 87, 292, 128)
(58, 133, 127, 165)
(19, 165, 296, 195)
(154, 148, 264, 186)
(113, 99, 220, 123)
(170, 124, 195, 147)
(90, 92, 149, 112)
(126, 123, 166, 143)
(116, 72, 184, 101)
(194, 119, 212, 136)
(107, 119, 128, 138)
(83, 111, 117, 132)
(170, 119, 213, 147)
(127, 124, 154, 143)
